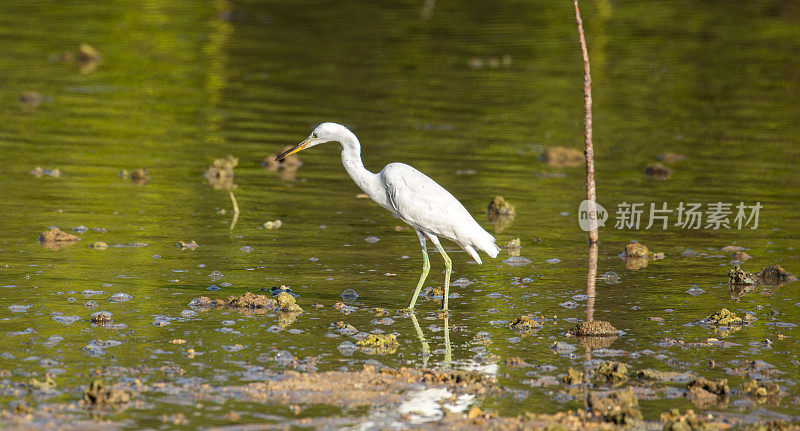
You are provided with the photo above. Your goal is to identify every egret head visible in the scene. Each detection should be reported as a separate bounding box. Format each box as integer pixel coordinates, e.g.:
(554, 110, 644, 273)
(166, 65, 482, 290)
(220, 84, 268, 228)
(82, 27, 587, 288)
(275, 122, 347, 161)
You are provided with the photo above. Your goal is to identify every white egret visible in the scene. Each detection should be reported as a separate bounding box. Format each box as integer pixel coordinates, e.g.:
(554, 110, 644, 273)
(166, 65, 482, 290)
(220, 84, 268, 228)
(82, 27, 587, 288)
(276, 123, 500, 312)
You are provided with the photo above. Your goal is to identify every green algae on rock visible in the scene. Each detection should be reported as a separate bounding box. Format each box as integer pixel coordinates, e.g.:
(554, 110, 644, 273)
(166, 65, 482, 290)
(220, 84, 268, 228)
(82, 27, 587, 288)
(743, 379, 782, 405)
(593, 361, 628, 386)
(276, 291, 303, 312)
(487, 196, 515, 219)
(356, 334, 399, 354)
(661, 408, 713, 431)
(756, 264, 797, 285)
(37, 227, 80, 250)
(729, 265, 758, 285)
(623, 241, 650, 257)
(568, 320, 618, 337)
(706, 308, 754, 326)
(509, 315, 541, 333)
(587, 387, 641, 425)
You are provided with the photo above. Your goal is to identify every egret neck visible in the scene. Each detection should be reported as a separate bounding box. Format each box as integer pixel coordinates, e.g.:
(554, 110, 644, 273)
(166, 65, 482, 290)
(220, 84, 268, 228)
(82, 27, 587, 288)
(337, 130, 392, 210)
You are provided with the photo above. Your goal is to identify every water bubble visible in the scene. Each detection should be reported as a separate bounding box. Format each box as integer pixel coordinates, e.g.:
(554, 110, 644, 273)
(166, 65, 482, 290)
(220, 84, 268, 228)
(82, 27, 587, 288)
(240, 246, 253, 252)
(72, 225, 88, 233)
(600, 271, 619, 283)
(337, 341, 358, 356)
(8, 304, 31, 313)
(451, 278, 473, 287)
(209, 271, 224, 281)
(364, 236, 380, 243)
(503, 256, 532, 267)
(52, 315, 81, 325)
(341, 289, 358, 301)
(85, 300, 98, 309)
(207, 285, 221, 291)
(545, 258, 561, 264)
(686, 287, 705, 296)
(559, 300, 579, 309)
(571, 294, 588, 301)
(108, 293, 132, 302)
(82, 289, 105, 297)
(180, 309, 197, 318)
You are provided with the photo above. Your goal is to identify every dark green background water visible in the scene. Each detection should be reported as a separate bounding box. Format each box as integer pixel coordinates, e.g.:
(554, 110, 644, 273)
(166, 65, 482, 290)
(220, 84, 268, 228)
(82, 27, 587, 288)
(1, 0, 799, 428)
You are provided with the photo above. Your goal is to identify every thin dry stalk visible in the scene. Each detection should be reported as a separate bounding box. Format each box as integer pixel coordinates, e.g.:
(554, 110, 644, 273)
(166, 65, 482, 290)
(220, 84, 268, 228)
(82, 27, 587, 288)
(573, 0, 598, 244)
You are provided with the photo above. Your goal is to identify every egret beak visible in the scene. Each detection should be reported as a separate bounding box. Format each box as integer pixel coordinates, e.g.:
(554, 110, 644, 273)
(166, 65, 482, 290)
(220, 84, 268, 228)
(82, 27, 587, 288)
(275, 138, 312, 161)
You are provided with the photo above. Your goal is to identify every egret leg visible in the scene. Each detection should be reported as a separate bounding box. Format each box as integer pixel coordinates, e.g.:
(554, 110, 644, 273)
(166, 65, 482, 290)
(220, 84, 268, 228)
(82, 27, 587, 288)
(428, 235, 452, 311)
(406, 230, 430, 311)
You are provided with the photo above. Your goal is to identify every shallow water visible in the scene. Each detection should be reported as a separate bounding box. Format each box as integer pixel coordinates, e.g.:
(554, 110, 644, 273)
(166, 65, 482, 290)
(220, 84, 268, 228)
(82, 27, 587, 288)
(1, 0, 799, 428)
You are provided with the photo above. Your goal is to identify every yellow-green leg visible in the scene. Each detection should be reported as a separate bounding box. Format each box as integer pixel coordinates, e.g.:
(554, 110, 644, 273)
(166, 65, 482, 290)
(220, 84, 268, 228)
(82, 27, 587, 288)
(406, 230, 430, 311)
(429, 236, 452, 311)
(410, 313, 430, 367)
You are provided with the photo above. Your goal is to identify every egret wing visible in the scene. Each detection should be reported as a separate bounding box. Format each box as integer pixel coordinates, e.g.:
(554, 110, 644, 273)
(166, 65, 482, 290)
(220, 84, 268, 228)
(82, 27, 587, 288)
(381, 163, 478, 243)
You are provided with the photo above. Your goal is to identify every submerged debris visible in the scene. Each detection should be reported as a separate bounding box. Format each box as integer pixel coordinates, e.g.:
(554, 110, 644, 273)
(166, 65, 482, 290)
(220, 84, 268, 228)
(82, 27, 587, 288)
(731, 251, 752, 261)
(177, 240, 198, 250)
(706, 308, 754, 326)
(28, 375, 57, 391)
(38, 227, 80, 250)
(509, 315, 541, 333)
(563, 367, 584, 385)
(645, 162, 672, 179)
(77, 43, 101, 62)
(621, 241, 659, 270)
(91, 242, 108, 250)
(205, 156, 238, 191)
(82, 380, 130, 409)
(90, 311, 112, 324)
(686, 377, 729, 408)
(593, 361, 629, 386)
(190, 293, 278, 313)
(487, 196, 515, 232)
(19, 91, 44, 109)
(356, 334, 399, 354)
(568, 320, 618, 337)
(263, 146, 303, 181)
(130, 169, 150, 185)
(30, 166, 62, 178)
(743, 379, 782, 405)
(540, 146, 584, 168)
(487, 196, 515, 219)
(660, 409, 711, 431)
(504, 238, 521, 256)
(729, 265, 758, 285)
(623, 241, 650, 257)
(264, 219, 283, 229)
(587, 387, 641, 425)
(637, 369, 682, 382)
(756, 264, 797, 285)
(276, 292, 303, 312)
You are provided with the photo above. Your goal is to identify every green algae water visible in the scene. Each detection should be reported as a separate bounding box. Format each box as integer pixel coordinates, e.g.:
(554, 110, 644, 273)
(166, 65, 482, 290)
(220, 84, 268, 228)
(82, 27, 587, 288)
(1, 0, 799, 428)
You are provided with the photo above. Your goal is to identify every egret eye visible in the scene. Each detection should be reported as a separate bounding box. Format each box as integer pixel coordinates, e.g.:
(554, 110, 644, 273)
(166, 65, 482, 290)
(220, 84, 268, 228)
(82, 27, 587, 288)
(312, 133, 318, 139)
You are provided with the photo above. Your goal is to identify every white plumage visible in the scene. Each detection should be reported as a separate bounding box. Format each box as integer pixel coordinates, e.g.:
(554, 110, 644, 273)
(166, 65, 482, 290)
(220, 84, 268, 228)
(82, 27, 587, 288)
(276, 122, 500, 312)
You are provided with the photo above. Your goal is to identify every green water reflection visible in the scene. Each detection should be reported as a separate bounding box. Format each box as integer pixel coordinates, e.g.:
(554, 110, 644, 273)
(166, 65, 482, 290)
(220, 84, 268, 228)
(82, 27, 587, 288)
(1, 0, 798, 427)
